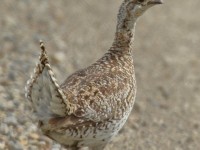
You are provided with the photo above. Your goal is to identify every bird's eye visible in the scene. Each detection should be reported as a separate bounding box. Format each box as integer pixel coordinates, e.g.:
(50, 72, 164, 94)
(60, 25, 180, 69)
(137, 0, 145, 3)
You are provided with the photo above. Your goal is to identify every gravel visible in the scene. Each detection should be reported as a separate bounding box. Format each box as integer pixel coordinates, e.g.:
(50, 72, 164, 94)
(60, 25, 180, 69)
(0, 0, 200, 150)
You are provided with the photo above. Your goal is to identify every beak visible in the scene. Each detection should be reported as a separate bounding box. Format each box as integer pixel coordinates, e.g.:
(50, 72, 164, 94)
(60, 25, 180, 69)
(148, 0, 164, 5)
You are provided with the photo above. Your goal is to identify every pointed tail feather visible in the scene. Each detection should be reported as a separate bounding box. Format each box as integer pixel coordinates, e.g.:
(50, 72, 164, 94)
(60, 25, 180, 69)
(25, 41, 74, 120)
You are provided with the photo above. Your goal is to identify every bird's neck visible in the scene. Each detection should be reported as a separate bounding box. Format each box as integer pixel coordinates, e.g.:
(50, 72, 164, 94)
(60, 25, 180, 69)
(111, 23, 136, 53)
(111, 3, 138, 54)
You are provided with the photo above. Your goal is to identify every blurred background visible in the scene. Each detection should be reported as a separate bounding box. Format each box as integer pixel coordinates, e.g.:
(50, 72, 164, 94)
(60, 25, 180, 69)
(0, 0, 200, 149)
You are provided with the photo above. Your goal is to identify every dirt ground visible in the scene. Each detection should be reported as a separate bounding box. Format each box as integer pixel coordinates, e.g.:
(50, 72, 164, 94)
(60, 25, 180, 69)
(0, 0, 200, 150)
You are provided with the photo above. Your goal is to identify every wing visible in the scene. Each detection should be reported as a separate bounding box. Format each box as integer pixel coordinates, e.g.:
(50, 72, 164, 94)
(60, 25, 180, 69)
(25, 41, 75, 120)
(60, 56, 136, 122)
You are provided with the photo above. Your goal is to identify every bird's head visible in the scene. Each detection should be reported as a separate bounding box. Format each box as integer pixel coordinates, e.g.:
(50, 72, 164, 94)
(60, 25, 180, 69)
(125, 0, 163, 17)
(117, 0, 163, 31)
(134, 0, 163, 16)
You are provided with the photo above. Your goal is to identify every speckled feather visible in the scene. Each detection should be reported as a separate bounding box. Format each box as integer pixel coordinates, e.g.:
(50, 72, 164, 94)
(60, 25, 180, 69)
(25, 0, 162, 149)
(25, 41, 136, 149)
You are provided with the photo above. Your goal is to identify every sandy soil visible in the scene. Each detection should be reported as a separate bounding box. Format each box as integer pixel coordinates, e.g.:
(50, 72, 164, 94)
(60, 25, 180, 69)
(0, 0, 200, 150)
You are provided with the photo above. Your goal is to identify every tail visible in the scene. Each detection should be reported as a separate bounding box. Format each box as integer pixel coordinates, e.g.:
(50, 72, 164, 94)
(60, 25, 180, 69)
(25, 41, 74, 120)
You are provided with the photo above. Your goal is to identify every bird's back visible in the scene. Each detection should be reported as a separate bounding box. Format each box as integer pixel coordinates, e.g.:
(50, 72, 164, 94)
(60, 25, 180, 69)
(60, 49, 136, 122)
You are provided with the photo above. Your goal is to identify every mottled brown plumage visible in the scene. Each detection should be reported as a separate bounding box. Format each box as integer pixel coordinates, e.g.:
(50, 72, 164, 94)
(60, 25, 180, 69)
(25, 0, 163, 149)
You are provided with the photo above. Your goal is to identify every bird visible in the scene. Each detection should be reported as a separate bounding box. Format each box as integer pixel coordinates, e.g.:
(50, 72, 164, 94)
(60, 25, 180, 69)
(25, 0, 163, 150)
